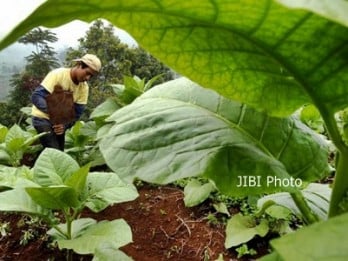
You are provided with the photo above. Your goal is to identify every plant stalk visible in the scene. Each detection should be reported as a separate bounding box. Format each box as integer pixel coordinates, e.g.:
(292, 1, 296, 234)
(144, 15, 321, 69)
(64, 209, 73, 261)
(328, 151, 348, 217)
(318, 106, 348, 218)
(290, 191, 319, 224)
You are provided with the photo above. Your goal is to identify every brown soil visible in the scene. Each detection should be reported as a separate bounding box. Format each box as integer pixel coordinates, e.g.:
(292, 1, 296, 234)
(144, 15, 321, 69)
(0, 184, 271, 261)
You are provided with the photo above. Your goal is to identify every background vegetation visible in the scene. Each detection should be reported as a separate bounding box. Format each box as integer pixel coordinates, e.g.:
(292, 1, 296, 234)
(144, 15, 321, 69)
(0, 19, 174, 127)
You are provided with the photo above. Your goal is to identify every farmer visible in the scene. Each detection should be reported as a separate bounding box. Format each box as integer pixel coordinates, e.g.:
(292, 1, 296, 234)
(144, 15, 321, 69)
(31, 53, 102, 151)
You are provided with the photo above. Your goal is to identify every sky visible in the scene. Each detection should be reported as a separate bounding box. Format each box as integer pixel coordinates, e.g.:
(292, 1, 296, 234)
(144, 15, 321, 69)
(0, 0, 137, 50)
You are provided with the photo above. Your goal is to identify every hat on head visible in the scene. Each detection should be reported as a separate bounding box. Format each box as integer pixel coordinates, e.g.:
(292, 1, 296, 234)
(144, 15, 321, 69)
(73, 54, 102, 72)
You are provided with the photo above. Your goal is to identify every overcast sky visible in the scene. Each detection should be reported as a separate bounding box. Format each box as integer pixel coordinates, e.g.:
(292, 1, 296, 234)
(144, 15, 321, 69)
(0, 0, 137, 50)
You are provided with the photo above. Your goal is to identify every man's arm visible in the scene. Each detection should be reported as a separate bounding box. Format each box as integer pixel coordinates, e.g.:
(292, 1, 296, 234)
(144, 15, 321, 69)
(74, 103, 85, 120)
(31, 85, 50, 113)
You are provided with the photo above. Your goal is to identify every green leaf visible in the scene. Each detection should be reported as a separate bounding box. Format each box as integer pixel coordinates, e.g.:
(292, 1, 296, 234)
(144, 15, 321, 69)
(225, 213, 269, 248)
(266, 212, 348, 260)
(0, 125, 8, 142)
(7, 138, 25, 153)
(258, 183, 331, 220)
(110, 81, 143, 105)
(86, 172, 138, 212)
(0, 150, 11, 165)
(5, 124, 31, 142)
(56, 219, 132, 255)
(299, 104, 324, 133)
(100, 78, 329, 196)
(93, 242, 133, 261)
(0, 188, 45, 215)
(259, 251, 284, 261)
(183, 179, 215, 207)
(48, 218, 97, 240)
(33, 148, 80, 186)
(124, 75, 143, 91)
(277, 0, 348, 27)
(1, 1, 348, 116)
(26, 186, 80, 209)
(90, 98, 121, 120)
(265, 205, 292, 220)
(144, 74, 164, 91)
(64, 164, 90, 196)
(213, 202, 231, 216)
(0, 165, 36, 189)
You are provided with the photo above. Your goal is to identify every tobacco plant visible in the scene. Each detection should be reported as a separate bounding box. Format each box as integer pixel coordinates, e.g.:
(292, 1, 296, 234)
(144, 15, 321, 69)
(0, 148, 138, 260)
(1, 0, 348, 260)
(0, 124, 44, 167)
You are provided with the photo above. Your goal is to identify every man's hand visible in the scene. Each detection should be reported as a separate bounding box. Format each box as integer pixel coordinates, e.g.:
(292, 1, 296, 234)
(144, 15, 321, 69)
(52, 124, 65, 135)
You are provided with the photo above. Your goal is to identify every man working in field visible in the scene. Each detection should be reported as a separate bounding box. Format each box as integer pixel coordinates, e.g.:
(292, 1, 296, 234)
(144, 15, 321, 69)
(31, 53, 101, 151)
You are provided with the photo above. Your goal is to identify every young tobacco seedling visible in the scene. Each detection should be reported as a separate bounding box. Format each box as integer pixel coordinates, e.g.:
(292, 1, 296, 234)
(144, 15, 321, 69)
(0, 148, 138, 260)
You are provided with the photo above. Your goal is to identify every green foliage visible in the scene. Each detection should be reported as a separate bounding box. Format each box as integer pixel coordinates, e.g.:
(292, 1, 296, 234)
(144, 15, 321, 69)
(18, 28, 60, 77)
(2, 1, 348, 117)
(64, 121, 105, 167)
(108, 74, 164, 106)
(225, 203, 296, 250)
(260, 212, 348, 261)
(90, 74, 164, 134)
(0, 124, 44, 167)
(1, 28, 59, 127)
(235, 244, 257, 259)
(183, 179, 216, 207)
(0, 148, 138, 258)
(257, 183, 331, 221)
(225, 213, 269, 248)
(299, 105, 325, 134)
(0, 221, 10, 238)
(99, 78, 329, 197)
(277, 0, 348, 27)
(64, 20, 174, 118)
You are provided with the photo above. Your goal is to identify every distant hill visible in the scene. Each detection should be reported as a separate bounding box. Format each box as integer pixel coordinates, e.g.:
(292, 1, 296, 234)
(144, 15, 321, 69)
(0, 43, 32, 101)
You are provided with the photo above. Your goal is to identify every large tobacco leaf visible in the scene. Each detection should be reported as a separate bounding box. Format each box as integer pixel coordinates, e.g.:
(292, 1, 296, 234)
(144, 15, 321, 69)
(277, 0, 348, 27)
(260, 212, 348, 261)
(1, 1, 348, 116)
(99, 78, 329, 196)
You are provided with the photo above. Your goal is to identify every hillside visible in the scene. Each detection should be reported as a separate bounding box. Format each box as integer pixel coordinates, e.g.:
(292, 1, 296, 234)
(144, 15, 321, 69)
(0, 43, 29, 100)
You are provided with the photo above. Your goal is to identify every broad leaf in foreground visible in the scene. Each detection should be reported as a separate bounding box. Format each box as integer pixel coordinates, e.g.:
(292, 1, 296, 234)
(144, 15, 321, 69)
(1, 1, 348, 116)
(260, 212, 348, 261)
(258, 183, 332, 220)
(56, 219, 132, 255)
(85, 172, 139, 212)
(0, 188, 45, 215)
(99, 78, 329, 196)
(33, 148, 80, 186)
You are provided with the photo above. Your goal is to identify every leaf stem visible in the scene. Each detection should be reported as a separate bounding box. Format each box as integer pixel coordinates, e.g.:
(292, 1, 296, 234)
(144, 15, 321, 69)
(328, 151, 348, 217)
(320, 107, 348, 155)
(318, 106, 348, 217)
(290, 191, 319, 224)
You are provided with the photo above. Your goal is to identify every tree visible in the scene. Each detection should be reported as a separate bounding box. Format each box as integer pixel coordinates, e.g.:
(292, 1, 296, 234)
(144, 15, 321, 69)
(128, 47, 174, 84)
(18, 28, 60, 77)
(0, 28, 59, 126)
(64, 19, 174, 117)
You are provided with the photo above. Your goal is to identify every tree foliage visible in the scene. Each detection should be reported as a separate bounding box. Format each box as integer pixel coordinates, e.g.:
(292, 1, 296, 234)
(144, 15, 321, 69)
(18, 28, 60, 78)
(0, 20, 174, 126)
(0, 29, 59, 127)
(64, 19, 174, 118)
